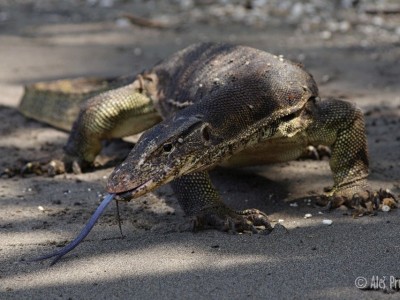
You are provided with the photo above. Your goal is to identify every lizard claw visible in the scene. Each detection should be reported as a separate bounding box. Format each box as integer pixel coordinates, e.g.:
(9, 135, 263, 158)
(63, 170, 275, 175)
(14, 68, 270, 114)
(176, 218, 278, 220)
(63, 154, 94, 174)
(317, 188, 397, 216)
(193, 206, 273, 234)
(301, 145, 331, 160)
(237, 208, 272, 230)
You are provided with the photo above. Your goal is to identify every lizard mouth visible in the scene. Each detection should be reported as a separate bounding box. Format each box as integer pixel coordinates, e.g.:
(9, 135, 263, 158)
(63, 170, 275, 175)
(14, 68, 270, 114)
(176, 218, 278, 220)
(112, 179, 155, 200)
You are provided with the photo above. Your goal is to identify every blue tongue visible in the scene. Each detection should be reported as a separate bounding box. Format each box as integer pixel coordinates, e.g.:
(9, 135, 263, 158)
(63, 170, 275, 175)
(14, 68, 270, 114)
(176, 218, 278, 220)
(31, 193, 116, 266)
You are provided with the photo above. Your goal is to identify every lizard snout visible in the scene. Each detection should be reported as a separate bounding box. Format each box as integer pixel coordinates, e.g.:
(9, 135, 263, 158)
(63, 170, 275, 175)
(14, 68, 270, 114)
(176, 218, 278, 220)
(106, 158, 171, 199)
(106, 161, 146, 194)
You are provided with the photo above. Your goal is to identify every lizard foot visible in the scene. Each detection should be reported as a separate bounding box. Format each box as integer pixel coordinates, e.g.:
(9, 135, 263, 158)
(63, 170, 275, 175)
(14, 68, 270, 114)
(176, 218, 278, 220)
(11, 151, 113, 176)
(19, 157, 93, 176)
(3, 158, 66, 177)
(317, 188, 397, 217)
(193, 206, 273, 234)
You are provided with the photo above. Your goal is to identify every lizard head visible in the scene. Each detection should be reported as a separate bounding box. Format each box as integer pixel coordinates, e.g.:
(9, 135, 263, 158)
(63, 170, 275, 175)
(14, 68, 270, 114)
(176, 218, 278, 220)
(107, 112, 224, 199)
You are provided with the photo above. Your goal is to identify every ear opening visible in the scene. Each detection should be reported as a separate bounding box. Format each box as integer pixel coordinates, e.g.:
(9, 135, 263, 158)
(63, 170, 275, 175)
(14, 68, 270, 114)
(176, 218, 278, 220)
(201, 125, 211, 141)
(163, 143, 173, 152)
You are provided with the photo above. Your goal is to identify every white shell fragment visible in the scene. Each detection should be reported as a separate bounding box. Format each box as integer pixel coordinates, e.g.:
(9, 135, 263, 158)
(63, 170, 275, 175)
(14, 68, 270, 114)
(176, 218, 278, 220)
(304, 213, 312, 219)
(381, 205, 391, 212)
(322, 219, 333, 225)
(37, 206, 45, 211)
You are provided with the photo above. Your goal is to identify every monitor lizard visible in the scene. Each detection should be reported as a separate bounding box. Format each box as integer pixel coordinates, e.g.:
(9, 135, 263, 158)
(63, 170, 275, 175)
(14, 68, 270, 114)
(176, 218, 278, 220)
(18, 43, 396, 265)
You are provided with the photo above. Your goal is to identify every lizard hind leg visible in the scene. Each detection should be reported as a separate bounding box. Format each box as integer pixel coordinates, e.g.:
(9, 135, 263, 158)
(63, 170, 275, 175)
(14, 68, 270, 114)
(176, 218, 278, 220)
(171, 171, 273, 233)
(307, 98, 397, 214)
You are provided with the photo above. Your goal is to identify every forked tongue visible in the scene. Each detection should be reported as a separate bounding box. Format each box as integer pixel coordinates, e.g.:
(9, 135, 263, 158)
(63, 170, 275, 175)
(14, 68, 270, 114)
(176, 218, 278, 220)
(30, 193, 115, 266)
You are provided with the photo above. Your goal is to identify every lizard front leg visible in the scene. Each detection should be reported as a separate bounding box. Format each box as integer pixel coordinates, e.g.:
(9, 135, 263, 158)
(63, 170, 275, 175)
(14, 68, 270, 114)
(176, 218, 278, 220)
(306, 98, 396, 211)
(171, 171, 272, 233)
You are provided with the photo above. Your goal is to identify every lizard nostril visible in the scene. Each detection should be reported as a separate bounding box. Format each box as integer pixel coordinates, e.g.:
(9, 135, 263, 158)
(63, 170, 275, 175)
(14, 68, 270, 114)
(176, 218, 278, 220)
(122, 175, 131, 183)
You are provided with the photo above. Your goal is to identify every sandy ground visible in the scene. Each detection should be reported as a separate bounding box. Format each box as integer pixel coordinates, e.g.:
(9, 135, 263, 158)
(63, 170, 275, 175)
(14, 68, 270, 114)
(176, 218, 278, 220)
(1, 1, 400, 299)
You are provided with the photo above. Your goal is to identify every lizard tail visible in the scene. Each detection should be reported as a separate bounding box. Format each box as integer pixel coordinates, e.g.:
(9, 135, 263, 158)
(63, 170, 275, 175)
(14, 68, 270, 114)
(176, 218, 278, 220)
(19, 76, 135, 131)
(30, 193, 116, 266)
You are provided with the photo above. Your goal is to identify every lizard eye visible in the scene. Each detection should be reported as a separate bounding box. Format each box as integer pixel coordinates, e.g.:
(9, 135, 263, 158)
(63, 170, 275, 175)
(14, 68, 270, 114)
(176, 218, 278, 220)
(163, 143, 173, 152)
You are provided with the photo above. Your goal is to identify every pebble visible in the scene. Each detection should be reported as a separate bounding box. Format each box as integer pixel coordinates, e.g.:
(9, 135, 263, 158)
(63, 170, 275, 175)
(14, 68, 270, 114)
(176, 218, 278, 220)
(320, 31, 332, 40)
(134, 47, 142, 56)
(99, 0, 114, 8)
(322, 219, 333, 225)
(304, 213, 312, 219)
(115, 18, 131, 28)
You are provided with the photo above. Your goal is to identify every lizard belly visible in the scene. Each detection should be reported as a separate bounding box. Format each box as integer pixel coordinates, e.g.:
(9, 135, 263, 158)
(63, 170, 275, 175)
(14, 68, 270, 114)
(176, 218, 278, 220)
(219, 134, 308, 168)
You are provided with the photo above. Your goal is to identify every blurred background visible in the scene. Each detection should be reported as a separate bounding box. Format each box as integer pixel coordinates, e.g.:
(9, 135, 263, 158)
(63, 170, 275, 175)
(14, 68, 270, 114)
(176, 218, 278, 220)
(1, 0, 399, 85)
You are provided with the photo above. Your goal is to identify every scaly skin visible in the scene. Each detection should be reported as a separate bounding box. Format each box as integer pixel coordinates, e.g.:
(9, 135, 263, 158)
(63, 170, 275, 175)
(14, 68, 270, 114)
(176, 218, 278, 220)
(20, 43, 396, 234)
